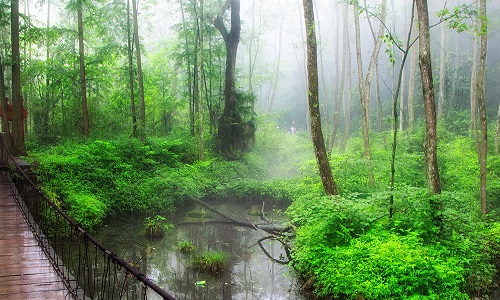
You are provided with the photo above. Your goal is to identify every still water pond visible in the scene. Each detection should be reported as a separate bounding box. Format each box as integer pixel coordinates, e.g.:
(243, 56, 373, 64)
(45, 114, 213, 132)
(93, 199, 307, 300)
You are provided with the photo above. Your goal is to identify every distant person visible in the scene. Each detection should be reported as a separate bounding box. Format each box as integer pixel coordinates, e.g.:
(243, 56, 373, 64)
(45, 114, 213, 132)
(290, 121, 296, 134)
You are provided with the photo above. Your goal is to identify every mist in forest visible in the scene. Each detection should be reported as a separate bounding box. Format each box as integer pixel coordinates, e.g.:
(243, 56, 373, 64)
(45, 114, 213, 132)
(25, 0, 500, 139)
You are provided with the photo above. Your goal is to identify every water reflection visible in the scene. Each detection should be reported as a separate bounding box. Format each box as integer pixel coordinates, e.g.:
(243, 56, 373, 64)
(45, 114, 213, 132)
(94, 200, 306, 300)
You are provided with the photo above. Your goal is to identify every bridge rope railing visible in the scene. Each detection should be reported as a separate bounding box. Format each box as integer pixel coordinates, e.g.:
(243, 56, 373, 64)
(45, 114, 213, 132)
(0, 135, 176, 300)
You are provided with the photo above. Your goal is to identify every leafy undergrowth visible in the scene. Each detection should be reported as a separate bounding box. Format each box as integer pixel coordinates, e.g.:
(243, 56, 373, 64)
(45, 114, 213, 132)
(288, 191, 497, 299)
(26, 135, 301, 229)
(25, 126, 500, 298)
(286, 132, 500, 299)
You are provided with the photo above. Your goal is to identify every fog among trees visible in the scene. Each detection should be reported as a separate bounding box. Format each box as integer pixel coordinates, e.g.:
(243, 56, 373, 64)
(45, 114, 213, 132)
(3, 0, 500, 298)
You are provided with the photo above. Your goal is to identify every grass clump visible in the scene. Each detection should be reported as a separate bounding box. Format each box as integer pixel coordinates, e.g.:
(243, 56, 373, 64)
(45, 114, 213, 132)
(177, 241, 196, 254)
(191, 251, 227, 273)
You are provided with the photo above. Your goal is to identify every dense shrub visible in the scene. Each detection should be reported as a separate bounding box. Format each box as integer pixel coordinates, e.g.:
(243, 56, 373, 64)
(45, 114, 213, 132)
(28, 137, 199, 228)
(300, 230, 470, 299)
(64, 192, 107, 229)
(289, 191, 494, 299)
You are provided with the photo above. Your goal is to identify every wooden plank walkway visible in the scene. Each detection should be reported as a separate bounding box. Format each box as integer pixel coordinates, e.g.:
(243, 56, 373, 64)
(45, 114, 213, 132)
(0, 175, 72, 299)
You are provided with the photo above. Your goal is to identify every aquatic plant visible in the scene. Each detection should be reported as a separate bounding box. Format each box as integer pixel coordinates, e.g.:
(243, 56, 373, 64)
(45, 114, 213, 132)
(177, 241, 196, 254)
(144, 215, 173, 238)
(191, 251, 227, 273)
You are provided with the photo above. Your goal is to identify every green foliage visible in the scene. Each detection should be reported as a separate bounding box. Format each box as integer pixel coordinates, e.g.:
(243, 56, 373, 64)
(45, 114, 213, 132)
(437, 4, 476, 33)
(28, 137, 199, 228)
(144, 215, 173, 238)
(298, 230, 469, 299)
(486, 223, 500, 280)
(439, 137, 479, 195)
(27, 124, 500, 298)
(289, 180, 494, 298)
(487, 156, 500, 211)
(65, 192, 107, 229)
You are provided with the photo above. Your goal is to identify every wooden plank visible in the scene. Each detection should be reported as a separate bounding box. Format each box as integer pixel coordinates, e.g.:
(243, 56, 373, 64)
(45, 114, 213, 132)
(0, 290, 72, 300)
(0, 273, 62, 284)
(0, 172, 74, 299)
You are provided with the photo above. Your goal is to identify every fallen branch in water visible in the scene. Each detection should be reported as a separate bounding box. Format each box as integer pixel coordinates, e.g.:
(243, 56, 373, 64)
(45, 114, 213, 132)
(184, 195, 293, 236)
(254, 235, 292, 264)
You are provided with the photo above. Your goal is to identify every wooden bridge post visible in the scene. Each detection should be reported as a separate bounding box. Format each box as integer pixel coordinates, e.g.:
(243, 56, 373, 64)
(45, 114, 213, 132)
(0, 132, 9, 169)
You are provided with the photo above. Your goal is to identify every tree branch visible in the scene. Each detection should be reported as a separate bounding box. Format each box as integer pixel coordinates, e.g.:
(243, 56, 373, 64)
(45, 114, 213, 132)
(185, 195, 292, 235)
(211, 0, 230, 40)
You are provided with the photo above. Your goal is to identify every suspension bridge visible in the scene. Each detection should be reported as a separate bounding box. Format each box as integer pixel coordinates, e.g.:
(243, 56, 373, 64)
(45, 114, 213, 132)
(0, 136, 176, 300)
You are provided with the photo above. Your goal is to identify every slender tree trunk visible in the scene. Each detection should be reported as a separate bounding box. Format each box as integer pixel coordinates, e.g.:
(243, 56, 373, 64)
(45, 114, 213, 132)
(43, 0, 51, 138)
(132, 0, 146, 140)
(399, 67, 405, 131)
(416, 0, 441, 195)
(495, 102, 500, 156)
(0, 56, 10, 149)
(389, 1, 417, 219)
(77, 0, 89, 138)
(11, 0, 25, 155)
(248, 0, 255, 92)
(437, 23, 446, 120)
(476, 0, 488, 216)
(248, 0, 262, 93)
(193, 7, 200, 154)
(354, 0, 386, 185)
(296, 0, 310, 132)
(303, 0, 339, 196)
(470, 25, 479, 140)
(267, 0, 283, 113)
(313, 0, 329, 137)
(126, 0, 137, 138)
(179, 2, 195, 137)
(407, 18, 417, 130)
(198, 0, 205, 160)
(340, 2, 351, 152)
(329, 2, 341, 151)
(354, 7, 368, 153)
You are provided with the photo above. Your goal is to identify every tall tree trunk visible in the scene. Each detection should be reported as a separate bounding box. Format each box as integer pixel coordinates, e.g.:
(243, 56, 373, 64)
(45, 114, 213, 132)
(313, 0, 329, 137)
(329, 2, 341, 151)
(0, 56, 9, 149)
(353, 0, 386, 185)
(495, 102, 500, 156)
(303, 0, 339, 196)
(126, 0, 137, 138)
(43, 0, 51, 138)
(399, 66, 405, 131)
(248, 0, 262, 93)
(437, 23, 446, 120)
(470, 24, 479, 140)
(267, 0, 283, 113)
(213, 0, 241, 158)
(179, 2, 195, 137)
(198, 0, 205, 161)
(132, 0, 146, 140)
(416, 0, 441, 195)
(11, 0, 25, 155)
(476, 0, 488, 216)
(389, 1, 416, 218)
(340, 2, 351, 153)
(77, 0, 89, 138)
(407, 17, 417, 130)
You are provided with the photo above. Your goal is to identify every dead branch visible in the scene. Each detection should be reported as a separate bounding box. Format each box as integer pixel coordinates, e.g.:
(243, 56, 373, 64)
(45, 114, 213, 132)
(185, 195, 293, 235)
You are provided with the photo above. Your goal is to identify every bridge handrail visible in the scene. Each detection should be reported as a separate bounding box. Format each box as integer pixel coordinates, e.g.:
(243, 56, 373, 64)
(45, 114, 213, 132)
(0, 134, 176, 300)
